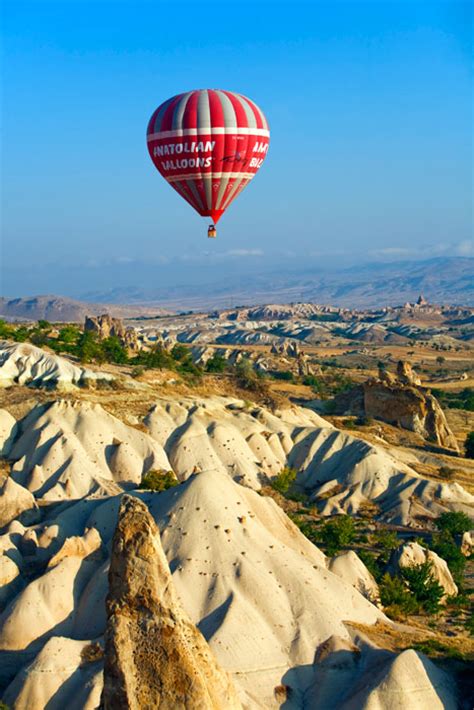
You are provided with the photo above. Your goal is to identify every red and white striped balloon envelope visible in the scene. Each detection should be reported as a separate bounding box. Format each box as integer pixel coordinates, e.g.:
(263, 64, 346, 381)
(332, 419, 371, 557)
(146, 89, 270, 229)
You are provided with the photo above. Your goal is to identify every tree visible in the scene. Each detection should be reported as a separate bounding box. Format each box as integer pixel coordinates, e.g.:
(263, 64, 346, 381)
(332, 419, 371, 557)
(436, 355, 446, 365)
(271, 466, 297, 495)
(400, 562, 444, 614)
(170, 344, 189, 361)
(206, 354, 228, 373)
(465, 431, 474, 459)
(436, 511, 473, 537)
(76, 331, 104, 363)
(320, 516, 355, 555)
(430, 532, 466, 588)
(379, 573, 418, 616)
(101, 336, 129, 364)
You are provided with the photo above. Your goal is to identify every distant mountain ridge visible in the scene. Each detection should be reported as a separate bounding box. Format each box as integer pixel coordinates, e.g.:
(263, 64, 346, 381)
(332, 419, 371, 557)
(0, 295, 172, 323)
(82, 257, 473, 309)
(2, 258, 472, 318)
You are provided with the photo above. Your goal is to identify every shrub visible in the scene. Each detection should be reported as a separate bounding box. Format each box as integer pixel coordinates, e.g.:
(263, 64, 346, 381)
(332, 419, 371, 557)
(271, 370, 294, 381)
(438, 466, 456, 480)
(170, 344, 190, 361)
(0, 319, 15, 339)
(411, 639, 465, 661)
(371, 529, 399, 559)
(271, 466, 297, 495)
(343, 418, 356, 430)
(131, 365, 145, 379)
(302, 375, 320, 387)
(101, 336, 129, 364)
(355, 415, 374, 426)
(138, 469, 178, 492)
(465, 431, 474, 459)
(379, 573, 418, 617)
(235, 358, 269, 396)
(400, 561, 444, 614)
(205, 354, 228, 373)
(320, 515, 356, 555)
(436, 511, 473, 537)
(132, 345, 175, 370)
(430, 532, 466, 587)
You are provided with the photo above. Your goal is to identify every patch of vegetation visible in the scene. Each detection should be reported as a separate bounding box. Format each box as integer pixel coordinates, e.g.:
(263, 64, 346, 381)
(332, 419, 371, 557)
(270, 370, 295, 381)
(80, 642, 104, 665)
(288, 513, 320, 545)
(205, 353, 228, 373)
(430, 532, 467, 589)
(380, 562, 444, 618)
(235, 358, 270, 398)
(411, 638, 467, 661)
(436, 511, 472, 537)
(271, 466, 297, 495)
(320, 515, 356, 556)
(370, 529, 400, 560)
(379, 573, 419, 618)
(138, 469, 178, 492)
(438, 465, 456, 480)
(432, 388, 474, 412)
(302, 375, 320, 387)
(355, 415, 374, 426)
(465, 431, 474, 459)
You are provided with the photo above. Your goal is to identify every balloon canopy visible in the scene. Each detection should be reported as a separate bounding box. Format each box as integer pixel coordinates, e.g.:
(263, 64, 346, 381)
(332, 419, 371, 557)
(146, 89, 270, 227)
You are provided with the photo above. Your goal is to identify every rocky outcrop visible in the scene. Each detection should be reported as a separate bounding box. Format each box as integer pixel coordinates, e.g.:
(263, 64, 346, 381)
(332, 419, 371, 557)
(328, 551, 380, 605)
(389, 542, 457, 599)
(396, 360, 421, 386)
(85, 314, 140, 352)
(363, 380, 459, 450)
(270, 341, 300, 358)
(0, 478, 39, 529)
(461, 530, 473, 557)
(101, 494, 242, 710)
(333, 361, 459, 451)
(85, 314, 127, 340)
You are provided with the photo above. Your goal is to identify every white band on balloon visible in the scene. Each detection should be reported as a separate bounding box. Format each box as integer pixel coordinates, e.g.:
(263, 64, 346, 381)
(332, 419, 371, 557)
(166, 172, 256, 182)
(147, 127, 270, 141)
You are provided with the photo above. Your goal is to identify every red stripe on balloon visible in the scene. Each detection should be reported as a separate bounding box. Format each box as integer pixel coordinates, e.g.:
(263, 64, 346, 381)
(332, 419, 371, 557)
(207, 90, 225, 128)
(160, 93, 185, 132)
(182, 90, 199, 130)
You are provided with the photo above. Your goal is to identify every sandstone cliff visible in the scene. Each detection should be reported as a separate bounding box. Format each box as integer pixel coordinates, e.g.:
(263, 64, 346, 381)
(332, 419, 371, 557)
(333, 361, 459, 451)
(100, 494, 242, 710)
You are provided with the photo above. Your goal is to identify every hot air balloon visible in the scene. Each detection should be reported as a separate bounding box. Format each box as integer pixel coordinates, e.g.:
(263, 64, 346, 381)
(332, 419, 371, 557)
(146, 89, 270, 238)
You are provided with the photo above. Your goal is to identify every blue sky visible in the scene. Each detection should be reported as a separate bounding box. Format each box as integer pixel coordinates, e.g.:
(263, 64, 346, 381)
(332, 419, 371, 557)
(1, 0, 472, 296)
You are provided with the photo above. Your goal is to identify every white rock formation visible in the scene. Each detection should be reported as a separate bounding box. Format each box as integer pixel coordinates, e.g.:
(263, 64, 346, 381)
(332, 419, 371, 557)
(306, 635, 457, 709)
(0, 478, 39, 529)
(0, 470, 386, 707)
(8, 400, 171, 500)
(0, 341, 113, 388)
(144, 395, 474, 526)
(0, 410, 17, 457)
(328, 551, 380, 604)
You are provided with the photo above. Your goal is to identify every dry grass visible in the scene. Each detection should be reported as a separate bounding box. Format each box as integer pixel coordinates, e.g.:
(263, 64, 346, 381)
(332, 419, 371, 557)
(347, 620, 474, 662)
